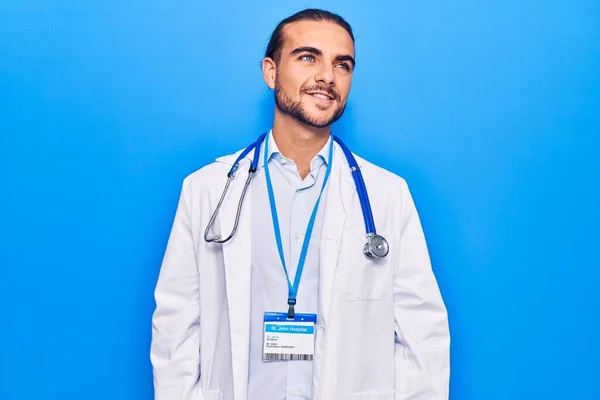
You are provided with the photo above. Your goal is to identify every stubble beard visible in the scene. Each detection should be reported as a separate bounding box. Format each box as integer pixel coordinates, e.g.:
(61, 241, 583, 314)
(274, 77, 346, 129)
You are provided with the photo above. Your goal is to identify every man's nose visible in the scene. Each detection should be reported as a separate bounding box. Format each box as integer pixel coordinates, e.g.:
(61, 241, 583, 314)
(315, 63, 336, 86)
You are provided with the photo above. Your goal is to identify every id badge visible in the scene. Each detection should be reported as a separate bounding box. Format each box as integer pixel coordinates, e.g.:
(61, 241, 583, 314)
(263, 312, 317, 361)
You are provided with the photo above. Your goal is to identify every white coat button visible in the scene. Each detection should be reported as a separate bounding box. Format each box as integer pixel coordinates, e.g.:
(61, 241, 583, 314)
(293, 389, 301, 396)
(295, 232, 303, 240)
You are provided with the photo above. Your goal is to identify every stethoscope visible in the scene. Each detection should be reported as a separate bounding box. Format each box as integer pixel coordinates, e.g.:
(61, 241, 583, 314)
(203, 133, 389, 260)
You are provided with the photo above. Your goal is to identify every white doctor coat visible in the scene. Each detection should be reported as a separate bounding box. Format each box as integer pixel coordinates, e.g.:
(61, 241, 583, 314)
(150, 142, 450, 400)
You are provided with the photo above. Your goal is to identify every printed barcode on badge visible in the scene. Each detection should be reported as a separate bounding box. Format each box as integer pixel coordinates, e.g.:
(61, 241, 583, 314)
(264, 353, 314, 361)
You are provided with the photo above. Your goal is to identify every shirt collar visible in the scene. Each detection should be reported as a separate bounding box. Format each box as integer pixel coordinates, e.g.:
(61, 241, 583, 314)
(257, 129, 332, 169)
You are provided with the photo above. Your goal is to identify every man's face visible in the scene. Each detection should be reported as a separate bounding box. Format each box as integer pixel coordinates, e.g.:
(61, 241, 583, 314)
(268, 20, 355, 128)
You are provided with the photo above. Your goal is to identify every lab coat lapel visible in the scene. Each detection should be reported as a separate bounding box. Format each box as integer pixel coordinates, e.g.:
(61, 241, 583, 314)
(318, 145, 353, 327)
(219, 160, 252, 400)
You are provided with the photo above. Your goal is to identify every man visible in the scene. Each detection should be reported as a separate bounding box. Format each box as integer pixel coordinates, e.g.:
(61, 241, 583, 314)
(151, 8, 450, 400)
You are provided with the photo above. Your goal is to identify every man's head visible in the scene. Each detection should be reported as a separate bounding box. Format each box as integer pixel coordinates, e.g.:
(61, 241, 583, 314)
(262, 9, 355, 129)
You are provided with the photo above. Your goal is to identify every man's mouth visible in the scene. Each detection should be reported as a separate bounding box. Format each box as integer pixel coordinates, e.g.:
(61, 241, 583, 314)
(305, 91, 336, 101)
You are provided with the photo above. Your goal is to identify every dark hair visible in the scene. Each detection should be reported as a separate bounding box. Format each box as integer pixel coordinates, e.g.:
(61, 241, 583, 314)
(264, 8, 355, 63)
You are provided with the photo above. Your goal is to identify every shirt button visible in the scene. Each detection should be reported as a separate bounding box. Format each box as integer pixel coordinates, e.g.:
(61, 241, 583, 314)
(293, 389, 301, 396)
(281, 158, 288, 164)
(295, 232, 303, 240)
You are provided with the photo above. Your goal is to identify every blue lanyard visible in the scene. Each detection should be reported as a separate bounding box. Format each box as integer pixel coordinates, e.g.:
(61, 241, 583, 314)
(263, 132, 334, 319)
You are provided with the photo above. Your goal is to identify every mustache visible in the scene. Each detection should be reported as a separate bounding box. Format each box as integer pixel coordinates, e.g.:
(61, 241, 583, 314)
(301, 85, 339, 100)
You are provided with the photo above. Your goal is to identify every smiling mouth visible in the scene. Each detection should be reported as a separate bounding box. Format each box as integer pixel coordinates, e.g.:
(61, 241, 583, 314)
(305, 91, 336, 101)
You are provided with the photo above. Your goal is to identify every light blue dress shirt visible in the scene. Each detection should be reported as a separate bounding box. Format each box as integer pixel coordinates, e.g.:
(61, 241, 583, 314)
(247, 132, 331, 400)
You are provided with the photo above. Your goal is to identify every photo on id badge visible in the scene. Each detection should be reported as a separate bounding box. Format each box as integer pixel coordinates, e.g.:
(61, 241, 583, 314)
(263, 312, 317, 361)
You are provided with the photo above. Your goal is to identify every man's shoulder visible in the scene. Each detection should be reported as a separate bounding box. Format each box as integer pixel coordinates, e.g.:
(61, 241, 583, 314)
(181, 147, 248, 190)
(353, 152, 409, 194)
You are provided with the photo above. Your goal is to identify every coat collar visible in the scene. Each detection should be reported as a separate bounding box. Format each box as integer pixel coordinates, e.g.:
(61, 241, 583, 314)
(215, 135, 366, 174)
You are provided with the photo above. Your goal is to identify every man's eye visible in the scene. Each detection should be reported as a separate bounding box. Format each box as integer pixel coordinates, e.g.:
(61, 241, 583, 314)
(336, 63, 350, 71)
(300, 54, 315, 62)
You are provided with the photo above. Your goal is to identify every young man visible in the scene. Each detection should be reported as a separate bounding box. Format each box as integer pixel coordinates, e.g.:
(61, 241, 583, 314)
(151, 9, 450, 400)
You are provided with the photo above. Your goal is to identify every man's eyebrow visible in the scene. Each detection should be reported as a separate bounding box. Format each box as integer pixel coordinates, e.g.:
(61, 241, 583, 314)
(290, 46, 322, 57)
(335, 54, 356, 68)
(290, 47, 356, 68)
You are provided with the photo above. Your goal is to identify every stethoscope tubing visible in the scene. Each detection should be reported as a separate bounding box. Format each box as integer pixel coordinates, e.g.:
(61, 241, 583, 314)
(332, 136, 376, 235)
(209, 133, 387, 259)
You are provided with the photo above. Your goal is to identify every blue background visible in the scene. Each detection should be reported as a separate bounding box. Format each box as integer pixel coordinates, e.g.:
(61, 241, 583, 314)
(1, 1, 599, 399)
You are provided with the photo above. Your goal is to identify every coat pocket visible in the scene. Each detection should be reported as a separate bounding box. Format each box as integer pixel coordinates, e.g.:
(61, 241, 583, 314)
(347, 390, 395, 400)
(341, 233, 393, 301)
(342, 258, 390, 300)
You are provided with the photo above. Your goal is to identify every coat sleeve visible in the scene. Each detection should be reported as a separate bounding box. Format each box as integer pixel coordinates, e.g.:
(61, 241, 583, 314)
(151, 177, 201, 400)
(394, 180, 450, 399)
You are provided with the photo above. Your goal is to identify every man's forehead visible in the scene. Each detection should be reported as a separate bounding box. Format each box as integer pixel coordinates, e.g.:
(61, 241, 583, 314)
(282, 20, 355, 55)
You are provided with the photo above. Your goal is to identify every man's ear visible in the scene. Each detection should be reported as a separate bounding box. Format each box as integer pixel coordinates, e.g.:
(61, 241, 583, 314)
(262, 57, 276, 89)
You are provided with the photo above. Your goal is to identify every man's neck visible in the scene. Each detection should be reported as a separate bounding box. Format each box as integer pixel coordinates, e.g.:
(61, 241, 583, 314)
(271, 111, 331, 179)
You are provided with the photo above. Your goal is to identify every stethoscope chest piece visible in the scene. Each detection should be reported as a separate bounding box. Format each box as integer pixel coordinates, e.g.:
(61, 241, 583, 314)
(363, 234, 389, 260)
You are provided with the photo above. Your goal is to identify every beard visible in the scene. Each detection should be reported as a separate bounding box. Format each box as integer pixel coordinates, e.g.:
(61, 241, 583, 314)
(274, 78, 346, 129)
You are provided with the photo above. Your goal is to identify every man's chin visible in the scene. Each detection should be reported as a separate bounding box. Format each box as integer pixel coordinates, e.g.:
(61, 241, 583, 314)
(303, 110, 338, 127)
(301, 117, 335, 129)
